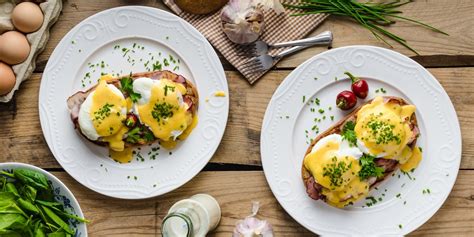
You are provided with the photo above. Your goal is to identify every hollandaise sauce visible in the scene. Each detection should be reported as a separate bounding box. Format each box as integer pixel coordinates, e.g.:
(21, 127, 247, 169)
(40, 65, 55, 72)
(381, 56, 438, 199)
(90, 80, 129, 153)
(304, 139, 369, 207)
(303, 97, 422, 207)
(136, 79, 191, 142)
(355, 96, 421, 167)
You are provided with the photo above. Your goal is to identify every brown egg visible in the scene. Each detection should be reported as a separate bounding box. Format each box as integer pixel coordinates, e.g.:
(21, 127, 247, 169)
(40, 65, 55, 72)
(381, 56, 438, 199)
(11, 2, 44, 33)
(0, 31, 30, 65)
(0, 62, 16, 95)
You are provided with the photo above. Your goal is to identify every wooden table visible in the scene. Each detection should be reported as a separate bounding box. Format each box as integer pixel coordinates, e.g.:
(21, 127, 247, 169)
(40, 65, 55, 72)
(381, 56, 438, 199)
(1, 0, 473, 236)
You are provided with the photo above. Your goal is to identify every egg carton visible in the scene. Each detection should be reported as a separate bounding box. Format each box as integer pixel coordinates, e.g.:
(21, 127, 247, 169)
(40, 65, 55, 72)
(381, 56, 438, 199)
(0, 0, 62, 103)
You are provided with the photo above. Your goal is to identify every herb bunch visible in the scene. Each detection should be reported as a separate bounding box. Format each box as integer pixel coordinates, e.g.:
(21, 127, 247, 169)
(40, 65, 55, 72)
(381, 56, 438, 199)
(0, 169, 89, 237)
(341, 121, 357, 146)
(358, 154, 385, 180)
(285, 0, 448, 54)
(120, 76, 141, 102)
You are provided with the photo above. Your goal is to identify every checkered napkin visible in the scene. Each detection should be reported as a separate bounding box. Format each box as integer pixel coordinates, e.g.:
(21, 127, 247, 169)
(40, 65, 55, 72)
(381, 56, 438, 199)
(163, 0, 327, 84)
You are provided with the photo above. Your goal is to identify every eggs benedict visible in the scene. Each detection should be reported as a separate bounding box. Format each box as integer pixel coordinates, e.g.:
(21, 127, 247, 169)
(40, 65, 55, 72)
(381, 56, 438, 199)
(302, 96, 421, 208)
(67, 70, 199, 163)
(78, 76, 129, 151)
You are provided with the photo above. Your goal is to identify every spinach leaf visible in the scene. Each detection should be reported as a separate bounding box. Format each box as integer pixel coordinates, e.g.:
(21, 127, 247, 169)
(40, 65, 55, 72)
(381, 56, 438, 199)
(0, 176, 6, 191)
(41, 206, 74, 235)
(17, 198, 40, 214)
(19, 185, 38, 202)
(0, 213, 27, 230)
(37, 201, 89, 223)
(0, 168, 88, 236)
(35, 204, 51, 230)
(34, 226, 46, 237)
(46, 230, 69, 237)
(5, 183, 19, 197)
(0, 229, 23, 237)
(35, 200, 63, 209)
(1, 171, 15, 179)
(0, 202, 27, 216)
(0, 192, 17, 205)
(13, 169, 49, 190)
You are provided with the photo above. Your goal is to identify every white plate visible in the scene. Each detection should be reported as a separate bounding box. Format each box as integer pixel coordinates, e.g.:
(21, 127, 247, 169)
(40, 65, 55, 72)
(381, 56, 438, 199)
(0, 162, 87, 236)
(39, 7, 228, 199)
(261, 46, 461, 235)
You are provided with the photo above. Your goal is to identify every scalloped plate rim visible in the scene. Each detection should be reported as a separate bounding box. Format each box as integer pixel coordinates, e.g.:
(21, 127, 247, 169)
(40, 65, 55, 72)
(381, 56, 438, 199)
(260, 45, 461, 235)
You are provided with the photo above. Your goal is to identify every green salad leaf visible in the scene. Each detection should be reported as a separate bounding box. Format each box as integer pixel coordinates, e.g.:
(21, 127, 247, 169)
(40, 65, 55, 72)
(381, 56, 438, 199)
(13, 169, 49, 190)
(0, 168, 89, 236)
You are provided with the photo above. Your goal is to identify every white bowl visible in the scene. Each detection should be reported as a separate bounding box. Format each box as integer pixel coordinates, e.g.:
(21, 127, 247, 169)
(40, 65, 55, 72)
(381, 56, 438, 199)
(0, 162, 87, 236)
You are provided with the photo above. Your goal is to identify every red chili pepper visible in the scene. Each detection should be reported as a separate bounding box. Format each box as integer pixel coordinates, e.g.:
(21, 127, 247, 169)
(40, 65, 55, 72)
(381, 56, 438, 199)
(345, 72, 369, 99)
(336, 90, 357, 110)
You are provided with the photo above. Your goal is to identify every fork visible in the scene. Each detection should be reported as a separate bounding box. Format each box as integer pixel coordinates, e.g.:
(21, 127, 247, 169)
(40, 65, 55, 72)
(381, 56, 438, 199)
(242, 44, 317, 74)
(252, 31, 333, 55)
(242, 31, 333, 74)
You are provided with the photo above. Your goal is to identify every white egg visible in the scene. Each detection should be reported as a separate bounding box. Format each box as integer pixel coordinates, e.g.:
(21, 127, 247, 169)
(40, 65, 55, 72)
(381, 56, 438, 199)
(311, 134, 363, 159)
(132, 77, 185, 140)
(78, 84, 126, 141)
(356, 139, 386, 158)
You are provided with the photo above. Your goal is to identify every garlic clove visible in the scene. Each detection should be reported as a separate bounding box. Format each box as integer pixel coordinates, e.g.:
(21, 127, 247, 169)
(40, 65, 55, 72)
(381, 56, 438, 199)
(233, 217, 274, 237)
(233, 202, 274, 237)
(220, 0, 265, 45)
(258, 0, 285, 14)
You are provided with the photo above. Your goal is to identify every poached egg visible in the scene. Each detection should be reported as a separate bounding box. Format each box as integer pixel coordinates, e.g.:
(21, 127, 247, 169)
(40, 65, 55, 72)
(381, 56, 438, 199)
(304, 134, 368, 207)
(78, 76, 129, 152)
(354, 96, 421, 170)
(303, 96, 423, 207)
(132, 77, 195, 148)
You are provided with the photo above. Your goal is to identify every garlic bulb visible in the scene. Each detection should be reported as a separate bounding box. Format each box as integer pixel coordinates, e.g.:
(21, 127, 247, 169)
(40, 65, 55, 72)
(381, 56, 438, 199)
(220, 0, 265, 45)
(233, 202, 274, 237)
(258, 0, 285, 14)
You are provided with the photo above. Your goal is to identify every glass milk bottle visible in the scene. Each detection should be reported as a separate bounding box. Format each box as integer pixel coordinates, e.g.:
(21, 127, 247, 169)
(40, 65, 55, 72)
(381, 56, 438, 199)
(161, 194, 221, 237)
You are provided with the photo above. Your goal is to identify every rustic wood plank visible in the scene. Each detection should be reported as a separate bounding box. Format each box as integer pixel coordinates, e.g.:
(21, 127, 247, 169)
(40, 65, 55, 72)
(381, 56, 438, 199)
(34, 0, 474, 72)
(50, 170, 474, 236)
(276, 0, 474, 68)
(0, 68, 473, 168)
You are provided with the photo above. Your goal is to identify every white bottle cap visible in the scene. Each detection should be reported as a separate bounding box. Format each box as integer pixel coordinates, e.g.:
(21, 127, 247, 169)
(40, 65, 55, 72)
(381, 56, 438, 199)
(190, 194, 221, 231)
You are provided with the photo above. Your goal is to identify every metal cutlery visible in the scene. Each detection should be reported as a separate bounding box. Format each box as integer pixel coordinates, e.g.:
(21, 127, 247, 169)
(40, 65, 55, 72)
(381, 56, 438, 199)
(251, 31, 333, 55)
(242, 31, 333, 74)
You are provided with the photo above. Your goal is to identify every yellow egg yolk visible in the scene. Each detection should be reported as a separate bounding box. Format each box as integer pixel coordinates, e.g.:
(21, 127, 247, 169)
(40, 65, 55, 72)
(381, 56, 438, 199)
(304, 140, 368, 207)
(355, 96, 415, 158)
(136, 79, 191, 141)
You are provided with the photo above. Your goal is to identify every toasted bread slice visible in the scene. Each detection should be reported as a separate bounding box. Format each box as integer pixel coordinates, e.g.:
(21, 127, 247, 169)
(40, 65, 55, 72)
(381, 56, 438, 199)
(66, 70, 198, 148)
(302, 96, 419, 203)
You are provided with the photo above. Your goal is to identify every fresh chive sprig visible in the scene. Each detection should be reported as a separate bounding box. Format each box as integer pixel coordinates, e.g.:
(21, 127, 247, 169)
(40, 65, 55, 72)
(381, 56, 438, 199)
(285, 0, 448, 54)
